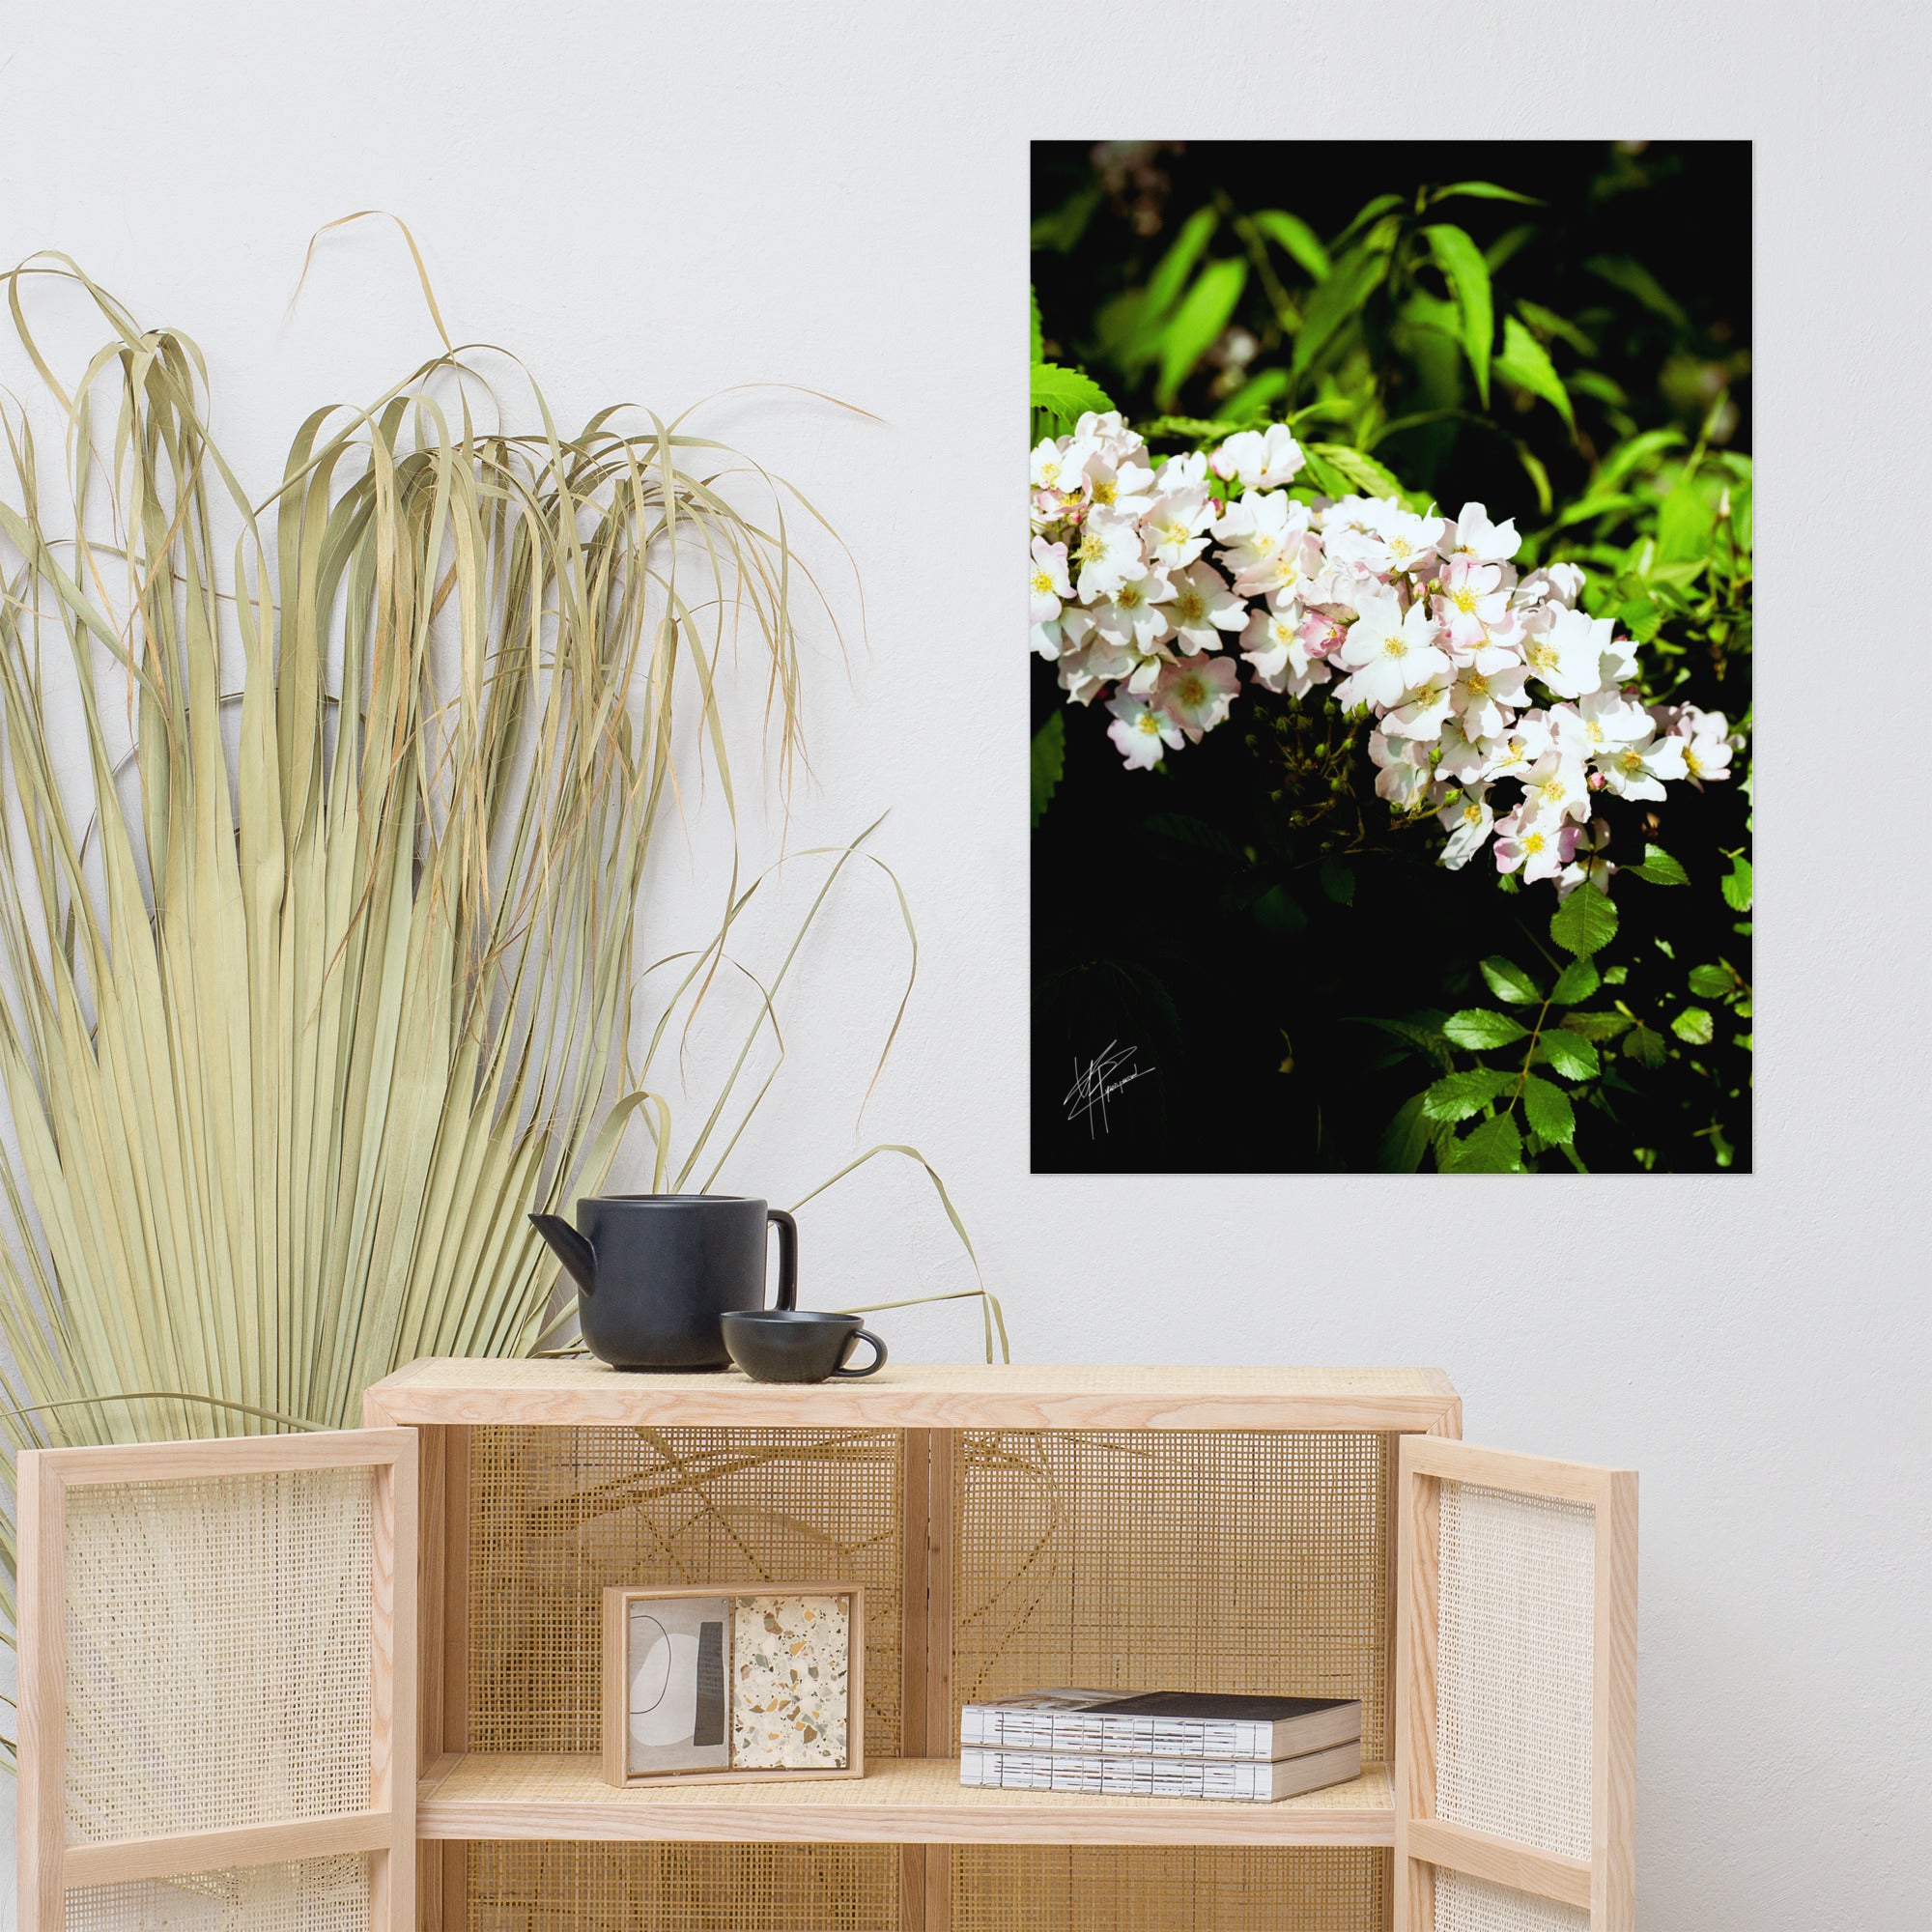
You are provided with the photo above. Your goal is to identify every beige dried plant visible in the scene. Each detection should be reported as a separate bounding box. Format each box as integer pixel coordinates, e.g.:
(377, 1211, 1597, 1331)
(0, 235, 999, 1766)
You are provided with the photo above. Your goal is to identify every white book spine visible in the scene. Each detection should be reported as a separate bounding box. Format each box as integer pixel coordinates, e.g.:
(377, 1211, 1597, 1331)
(959, 1747, 1282, 1802)
(957, 1708, 1279, 1761)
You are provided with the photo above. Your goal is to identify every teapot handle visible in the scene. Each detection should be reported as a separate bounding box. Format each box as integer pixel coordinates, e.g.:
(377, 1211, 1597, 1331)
(767, 1208, 798, 1311)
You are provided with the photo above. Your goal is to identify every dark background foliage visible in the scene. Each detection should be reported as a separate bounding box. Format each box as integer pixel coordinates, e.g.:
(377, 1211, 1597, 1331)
(1031, 141, 1751, 1174)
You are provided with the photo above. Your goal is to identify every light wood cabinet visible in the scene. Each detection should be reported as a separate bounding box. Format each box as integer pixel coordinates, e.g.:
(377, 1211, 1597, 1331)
(16, 1361, 1634, 1932)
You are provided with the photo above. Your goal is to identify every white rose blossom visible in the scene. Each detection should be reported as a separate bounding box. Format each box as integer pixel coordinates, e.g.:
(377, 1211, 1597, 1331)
(1028, 416, 1739, 892)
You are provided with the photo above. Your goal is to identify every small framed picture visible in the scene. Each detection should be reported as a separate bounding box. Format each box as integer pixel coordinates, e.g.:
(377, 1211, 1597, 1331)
(601, 1583, 865, 1787)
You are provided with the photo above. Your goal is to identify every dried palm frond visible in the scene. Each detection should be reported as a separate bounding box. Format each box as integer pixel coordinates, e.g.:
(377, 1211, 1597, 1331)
(0, 242, 997, 1768)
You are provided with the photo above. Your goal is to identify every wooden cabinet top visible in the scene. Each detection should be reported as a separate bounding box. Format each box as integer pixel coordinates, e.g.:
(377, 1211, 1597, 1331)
(364, 1358, 1461, 1433)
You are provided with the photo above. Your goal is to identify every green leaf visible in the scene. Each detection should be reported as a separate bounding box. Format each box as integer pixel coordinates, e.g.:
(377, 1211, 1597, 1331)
(1515, 298, 1594, 356)
(1520, 1074, 1576, 1145)
(1624, 843, 1689, 887)
(1549, 958, 1600, 1005)
(1156, 258, 1248, 406)
(1137, 208, 1220, 341)
(1332, 193, 1404, 248)
(1671, 1007, 1716, 1046)
(1495, 313, 1574, 433)
(1421, 1068, 1516, 1123)
(1252, 883, 1307, 933)
(1617, 596, 1662, 643)
(1656, 469, 1717, 563)
(1029, 286, 1043, 365)
(1687, 963, 1733, 999)
(1428, 180, 1544, 208)
(1308, 441, 1405, 499)
(1218, 367, 1291, 423)
(1292, 247, 1389, 382)
(1549, 883, 1617, 959)
(1251, 209, 1331, 282)
(1030, 184, 1102, 252)
(1320, 856, 1355, 906)
(1030, 362, 1114, 424)
(1516, 440, 1553, 517)
(1480, 956, 1542, 1005)
(1561, 1009, 1632, 1041)
(1623, 1023, 1668, 1070)
(1538, 1029, 1601, 1081)
(1721, 855, 1753, 913)
(1146, 810, 1239, 858)
(1442, 1008, 1529, 1051)
(1442, 1111, 1524, 1174)
(1423, 222, 1493, 407)
(1029, 711, 1065, 830)
(1379, 1094, 1435, 1173)
(1586, 254, 1687, 326)
(1593, 426, 1687, 493)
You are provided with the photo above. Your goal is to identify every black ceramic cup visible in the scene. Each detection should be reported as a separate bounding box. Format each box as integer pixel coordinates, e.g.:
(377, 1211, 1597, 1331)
(720, 1310, 888, 1383)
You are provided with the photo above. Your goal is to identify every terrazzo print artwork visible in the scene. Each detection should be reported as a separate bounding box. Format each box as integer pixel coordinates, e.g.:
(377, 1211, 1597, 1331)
(730, 1594, 851, 1769)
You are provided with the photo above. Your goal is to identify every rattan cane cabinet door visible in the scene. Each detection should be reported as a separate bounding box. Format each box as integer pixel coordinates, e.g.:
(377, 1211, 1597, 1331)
(16, 1430, 417, 1932)
(1394, 1438, 1636, 1932)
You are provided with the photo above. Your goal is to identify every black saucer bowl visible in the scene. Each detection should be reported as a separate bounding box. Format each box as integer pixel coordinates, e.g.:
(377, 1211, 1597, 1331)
(721, 1309, 888, 1383)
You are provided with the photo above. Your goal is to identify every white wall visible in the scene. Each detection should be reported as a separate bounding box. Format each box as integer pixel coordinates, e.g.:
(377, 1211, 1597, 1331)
(3, 4, 1927, 1927)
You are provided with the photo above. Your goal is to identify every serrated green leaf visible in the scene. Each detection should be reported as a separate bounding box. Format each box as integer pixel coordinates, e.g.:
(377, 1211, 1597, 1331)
(1515, 298, 1594, 356)
(1562, 1010, 1633, 1041)
(1320, 856, 1355, 906)
(1618, 597, 1662, 643)
(1442, 1111, 1524, 1174)
(1623, 1023, 1668, 1069)
(1687, 963, 1733, 999)
(1671, 1007, 1716, 1046)
(1480, 956, 1542, 1005)
(1496, 312, 1574, 433)
(1308, 441, 1405, 498)
(1539, 1030, 1601, 1081)
(1721, 855, 1753, 912)
(1252, 209, 1331, 282)
(1030, 711, 1065, 831)
(1030, 362, 1115, 423)
(1549, 958, 1600, 1005)
(1423, 222, 1493, 407)
(1442, 1008, 1529, 1051)
(1625, 843, 1690, 887)
(1252, 882, 1307, 933)
(1520, 1074, 1576, 1144)
(1421, 1068, 1516, 1123)
(1549, 883, 1617, 958)
(1156, 258, 1248, 406)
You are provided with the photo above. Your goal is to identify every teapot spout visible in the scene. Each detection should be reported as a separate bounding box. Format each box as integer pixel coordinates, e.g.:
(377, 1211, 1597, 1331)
(529, 1213, 598, 1296)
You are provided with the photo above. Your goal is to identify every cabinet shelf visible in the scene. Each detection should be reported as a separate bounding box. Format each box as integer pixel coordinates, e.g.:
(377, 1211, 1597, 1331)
(415, 1752, 1395, 1848)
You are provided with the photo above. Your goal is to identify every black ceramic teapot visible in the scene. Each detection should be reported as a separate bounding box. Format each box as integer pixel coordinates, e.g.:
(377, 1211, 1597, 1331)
(529, 1194, 797, 1371)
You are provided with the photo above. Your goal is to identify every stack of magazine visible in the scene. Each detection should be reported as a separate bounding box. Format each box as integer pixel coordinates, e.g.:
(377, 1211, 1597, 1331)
(958, 1689, 1362, 1804)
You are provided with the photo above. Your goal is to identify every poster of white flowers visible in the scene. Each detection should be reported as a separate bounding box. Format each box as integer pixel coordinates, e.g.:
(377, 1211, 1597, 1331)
(1030, 142, 1751, 1173)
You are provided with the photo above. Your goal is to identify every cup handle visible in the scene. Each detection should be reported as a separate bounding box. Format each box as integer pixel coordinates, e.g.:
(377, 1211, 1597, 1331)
(831, 1328, 887, 1378)
(767, 1208, 798, 1311)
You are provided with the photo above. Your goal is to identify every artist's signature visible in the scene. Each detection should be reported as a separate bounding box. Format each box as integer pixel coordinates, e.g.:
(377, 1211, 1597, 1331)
(1063, 1041, 1155, 1136)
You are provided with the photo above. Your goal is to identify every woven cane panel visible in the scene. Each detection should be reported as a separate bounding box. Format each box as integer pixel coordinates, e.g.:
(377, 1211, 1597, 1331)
(953, 1431, 1392, 1757)
(469, 1426, 902, 1756)
(952, 1846, 1386, 1932)
(466, 1840, 897, 1932)
(63, 1470, 375, 1841)
(1434, 1869, 1590, 1932)
(1435, 1480, 1595, 1861)
(64, 1856, 370, 1932)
